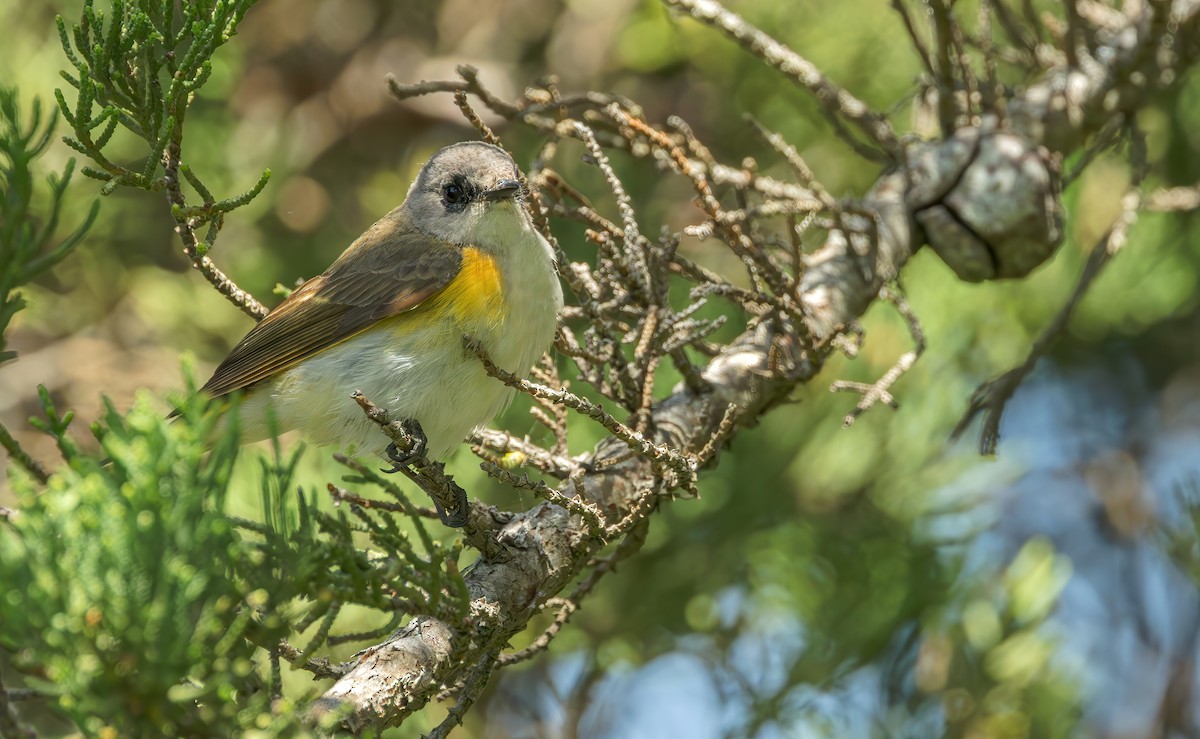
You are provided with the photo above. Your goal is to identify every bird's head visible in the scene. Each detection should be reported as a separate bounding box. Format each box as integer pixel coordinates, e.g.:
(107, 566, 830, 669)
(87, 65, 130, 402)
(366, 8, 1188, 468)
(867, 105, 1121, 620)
(403, 142, 530, 247)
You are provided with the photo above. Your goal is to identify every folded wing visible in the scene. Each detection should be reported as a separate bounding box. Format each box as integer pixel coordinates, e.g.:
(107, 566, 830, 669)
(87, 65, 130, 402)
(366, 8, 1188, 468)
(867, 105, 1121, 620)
(201, 212, 463, 398)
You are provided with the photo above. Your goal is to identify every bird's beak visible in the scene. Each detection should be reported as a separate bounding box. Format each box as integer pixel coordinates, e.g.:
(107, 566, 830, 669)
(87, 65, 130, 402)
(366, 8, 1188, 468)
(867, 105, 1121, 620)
(480, 178, 521, 201)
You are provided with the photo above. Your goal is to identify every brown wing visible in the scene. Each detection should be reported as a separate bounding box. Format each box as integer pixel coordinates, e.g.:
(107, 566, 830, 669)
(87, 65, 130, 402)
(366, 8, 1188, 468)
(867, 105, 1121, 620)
(200, 209, 462, 398)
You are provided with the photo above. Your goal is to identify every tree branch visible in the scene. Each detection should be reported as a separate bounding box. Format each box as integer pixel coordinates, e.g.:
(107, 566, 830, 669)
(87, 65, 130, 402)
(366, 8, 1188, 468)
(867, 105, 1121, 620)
(309, 0, 1200, 730)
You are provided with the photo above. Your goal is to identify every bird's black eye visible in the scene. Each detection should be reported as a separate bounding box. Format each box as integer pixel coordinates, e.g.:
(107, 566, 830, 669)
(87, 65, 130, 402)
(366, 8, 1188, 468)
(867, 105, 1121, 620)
(442, 177, 472, 208)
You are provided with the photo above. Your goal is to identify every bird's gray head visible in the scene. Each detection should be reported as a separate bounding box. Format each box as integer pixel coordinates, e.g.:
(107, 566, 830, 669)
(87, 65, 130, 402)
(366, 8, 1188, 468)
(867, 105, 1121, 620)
(402, 142, 530, 247)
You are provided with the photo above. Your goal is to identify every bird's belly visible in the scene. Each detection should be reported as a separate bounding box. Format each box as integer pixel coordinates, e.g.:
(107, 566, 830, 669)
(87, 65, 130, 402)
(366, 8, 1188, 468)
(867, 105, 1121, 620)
(236, 228, 562, 461)
(237, 315, 519, 460)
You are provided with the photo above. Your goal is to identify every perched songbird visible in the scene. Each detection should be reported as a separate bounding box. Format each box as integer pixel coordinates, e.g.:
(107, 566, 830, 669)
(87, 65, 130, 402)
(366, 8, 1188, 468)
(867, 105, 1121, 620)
(199, 142, 563, 488)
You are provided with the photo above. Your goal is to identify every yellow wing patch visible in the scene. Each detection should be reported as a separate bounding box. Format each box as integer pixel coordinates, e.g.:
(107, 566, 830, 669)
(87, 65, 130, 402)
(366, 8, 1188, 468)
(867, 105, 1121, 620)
(428, 247, 507, 329)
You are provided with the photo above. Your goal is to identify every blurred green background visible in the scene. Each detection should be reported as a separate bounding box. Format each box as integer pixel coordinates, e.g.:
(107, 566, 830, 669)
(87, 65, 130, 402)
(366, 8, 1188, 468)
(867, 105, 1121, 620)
(3, 0, 1200, 736)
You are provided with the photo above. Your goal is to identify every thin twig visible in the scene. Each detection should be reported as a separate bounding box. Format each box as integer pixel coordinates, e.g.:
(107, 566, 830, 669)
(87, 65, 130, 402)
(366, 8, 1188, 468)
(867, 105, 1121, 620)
(977, 0, 1002, 110)
(470, 341, 698, 491)
(745, 116, 837, 211)
(470, 429, 580, 479)
(496, 599, 577, 667)
(0, 422, 49, 484)
(161, 140, 268, 320)
(388, 65, 521, 119)
(664, 0, 898, 161)
(351, 391, 472, 527)
(830, 284, 926, 427)
(1063, 0, 1084, 67)
(327, 611, 405, 647)
(334, 454, 443, 524)
(277, 640, 350, 680)
(990, 0, 1039, 57)
(453, 90, 502, 146)
(480, 461, 607, 540)
(1146, 185, 1200, 212)
(610, 110, 796, 308)
(0, 669, 34, 739)
(1063, 114, 1126, 187)
(269, 645, 283, 702)
(574, 123, 652, 300)
(953, 189, 1143, 453)
(929, 0, 960, 134)
(694, 403, 739, 467)
(891, 0, 937, 78)
(426, 651, 500, 739)
(327, 484, 414, 514)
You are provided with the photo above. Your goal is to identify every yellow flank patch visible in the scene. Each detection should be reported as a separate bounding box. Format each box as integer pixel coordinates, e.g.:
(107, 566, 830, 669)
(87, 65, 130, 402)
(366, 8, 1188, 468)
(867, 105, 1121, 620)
(430, 247, 506, 328)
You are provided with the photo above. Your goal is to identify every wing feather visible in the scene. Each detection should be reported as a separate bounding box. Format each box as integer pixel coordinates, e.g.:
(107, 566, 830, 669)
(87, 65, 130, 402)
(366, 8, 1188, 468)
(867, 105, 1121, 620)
(200, 209, 463, 398)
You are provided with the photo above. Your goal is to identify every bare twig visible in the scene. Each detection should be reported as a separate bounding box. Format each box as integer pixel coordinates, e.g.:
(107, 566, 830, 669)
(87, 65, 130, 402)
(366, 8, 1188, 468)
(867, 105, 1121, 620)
(328, 612, 405, 647)
(496, 598, 577, 667)
(1062, 113, 1127, 187)
(574, 123, 652, 300)
(351, 391, 472, 527)
(663, 0, 898, 161)
(480, 460, 607, 539)
(976, 0, 1003, 109)
(334, 454, 442, 524)
(277, 640, 351, 680)
(470, 341, 698, 492)
(389, 65, 521, 119)
(694, 402, 739, 467)
(891, 0, 937, 79)
(929, 0, 961, 133)
(470, 428, 581, 480)
(327, 484, 415, 515)
(1063, 0, 1084, 67)
(953, 189, 1143, 453)
(426, 651, 499, 739)
(830, 284, 926, 427)
(453, 90, 502, 147)
(990, 0, 1039, 57)
(745, 116, 837, 212)
(612, 110, 796, 307)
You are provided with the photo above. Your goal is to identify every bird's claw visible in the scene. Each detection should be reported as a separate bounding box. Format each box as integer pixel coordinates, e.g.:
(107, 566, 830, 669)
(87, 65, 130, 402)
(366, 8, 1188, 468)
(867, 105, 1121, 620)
(380, 418, 428, 472)
(430, 492, 470, 528)
(378, 419, 470, 528)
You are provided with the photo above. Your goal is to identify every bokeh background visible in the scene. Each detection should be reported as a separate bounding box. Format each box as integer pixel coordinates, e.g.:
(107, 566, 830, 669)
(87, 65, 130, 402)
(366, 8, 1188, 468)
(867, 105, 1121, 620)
(3, 0, 1200, 736)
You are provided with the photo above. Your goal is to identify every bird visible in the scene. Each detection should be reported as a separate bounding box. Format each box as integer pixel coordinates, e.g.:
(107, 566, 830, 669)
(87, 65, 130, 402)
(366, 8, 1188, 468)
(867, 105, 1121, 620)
(198, 142, 563, 522)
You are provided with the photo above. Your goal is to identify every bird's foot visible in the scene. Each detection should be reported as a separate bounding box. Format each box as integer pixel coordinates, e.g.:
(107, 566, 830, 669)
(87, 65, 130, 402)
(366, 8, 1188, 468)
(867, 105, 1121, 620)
(381, 418, 428, 472)
(426, 466, 471, 528)
(379, 420, 470, 528)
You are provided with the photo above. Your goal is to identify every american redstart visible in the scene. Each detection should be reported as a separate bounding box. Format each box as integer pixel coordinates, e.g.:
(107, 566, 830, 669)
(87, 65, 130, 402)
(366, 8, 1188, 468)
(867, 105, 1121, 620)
(200, 142, 563, 483)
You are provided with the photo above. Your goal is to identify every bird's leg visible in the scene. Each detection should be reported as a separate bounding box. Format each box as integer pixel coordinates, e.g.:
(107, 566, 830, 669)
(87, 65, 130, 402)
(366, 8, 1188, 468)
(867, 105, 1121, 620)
(380, 419, 470, 528)
(381, 418, 429, 471)
(421, 462, 470, 528)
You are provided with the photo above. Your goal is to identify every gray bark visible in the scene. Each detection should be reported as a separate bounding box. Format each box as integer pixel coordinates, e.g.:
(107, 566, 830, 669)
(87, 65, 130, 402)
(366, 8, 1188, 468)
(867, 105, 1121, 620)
(312, 0, 1200, 730)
